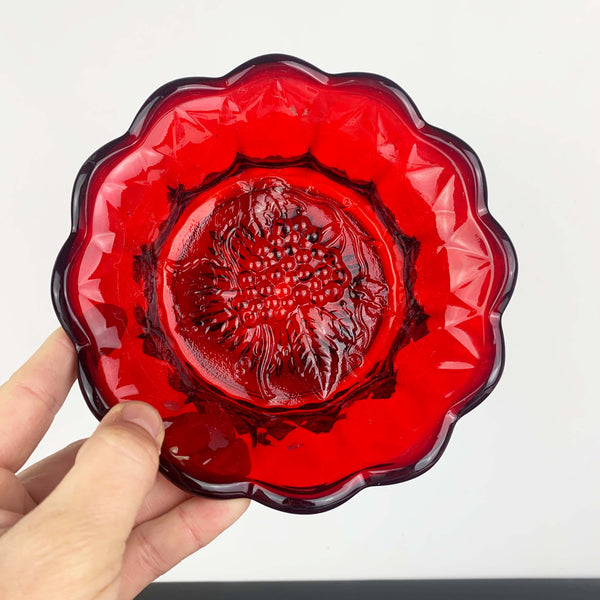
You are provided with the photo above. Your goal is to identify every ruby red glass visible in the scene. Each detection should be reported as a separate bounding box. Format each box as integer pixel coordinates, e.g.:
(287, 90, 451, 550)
(53, 55, 516, 513)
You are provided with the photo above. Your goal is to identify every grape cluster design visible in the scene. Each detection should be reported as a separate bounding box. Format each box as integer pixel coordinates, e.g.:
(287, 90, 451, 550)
(226, 215, 351, 327)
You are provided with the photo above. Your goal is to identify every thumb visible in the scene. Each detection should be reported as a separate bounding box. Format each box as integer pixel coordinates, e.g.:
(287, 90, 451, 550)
(2, 402, 165, 599)
(48, 402, 164, 543)
(52, 401, 165, 542)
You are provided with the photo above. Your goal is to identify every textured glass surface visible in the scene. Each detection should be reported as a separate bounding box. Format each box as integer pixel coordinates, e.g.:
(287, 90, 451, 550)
(53, 55, 516, 513)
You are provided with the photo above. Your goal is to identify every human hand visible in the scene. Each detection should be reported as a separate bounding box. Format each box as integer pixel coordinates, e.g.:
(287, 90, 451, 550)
(0, 329, 249, 599)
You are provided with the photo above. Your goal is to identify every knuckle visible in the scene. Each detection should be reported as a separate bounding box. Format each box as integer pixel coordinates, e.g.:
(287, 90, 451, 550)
(176, 503, 209, 550)
(53, 329, 77, 358)
(0, 468, 13, 487)
(135, 527, 170, 579)
(8, 378, 61, 414)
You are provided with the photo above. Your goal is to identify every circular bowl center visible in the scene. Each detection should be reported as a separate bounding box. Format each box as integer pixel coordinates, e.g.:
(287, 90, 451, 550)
(158, 166, 406, 409)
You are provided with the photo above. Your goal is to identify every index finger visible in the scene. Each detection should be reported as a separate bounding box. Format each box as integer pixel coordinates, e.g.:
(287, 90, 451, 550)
(0, 328, 77, 472)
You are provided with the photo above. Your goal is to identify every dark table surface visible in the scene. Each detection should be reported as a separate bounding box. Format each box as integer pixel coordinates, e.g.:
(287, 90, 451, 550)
(136, 579, 600, 600)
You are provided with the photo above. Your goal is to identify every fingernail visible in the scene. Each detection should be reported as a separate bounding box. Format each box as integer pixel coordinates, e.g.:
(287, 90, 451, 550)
(120, 402, 164, 443)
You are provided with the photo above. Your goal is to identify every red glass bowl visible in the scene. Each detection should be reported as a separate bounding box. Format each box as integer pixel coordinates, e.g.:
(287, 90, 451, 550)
(52, 55, 516, 514)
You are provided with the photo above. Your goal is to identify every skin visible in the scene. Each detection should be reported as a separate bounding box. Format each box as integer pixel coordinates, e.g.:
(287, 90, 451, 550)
(0, 328, 249, 599)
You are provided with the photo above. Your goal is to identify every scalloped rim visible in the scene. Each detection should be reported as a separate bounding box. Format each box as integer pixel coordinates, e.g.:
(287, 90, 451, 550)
(52, 54, 517, 514)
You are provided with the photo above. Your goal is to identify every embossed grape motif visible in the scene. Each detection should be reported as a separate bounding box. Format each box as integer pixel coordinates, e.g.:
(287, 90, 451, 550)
(169, 178, 388, 406)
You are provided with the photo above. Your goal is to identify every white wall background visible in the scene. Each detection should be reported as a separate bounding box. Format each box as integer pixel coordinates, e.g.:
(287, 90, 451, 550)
(1, 0, 598, 582)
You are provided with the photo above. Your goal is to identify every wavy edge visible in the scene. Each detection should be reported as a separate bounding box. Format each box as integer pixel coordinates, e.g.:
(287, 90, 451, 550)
(52, 53, 517, 514)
